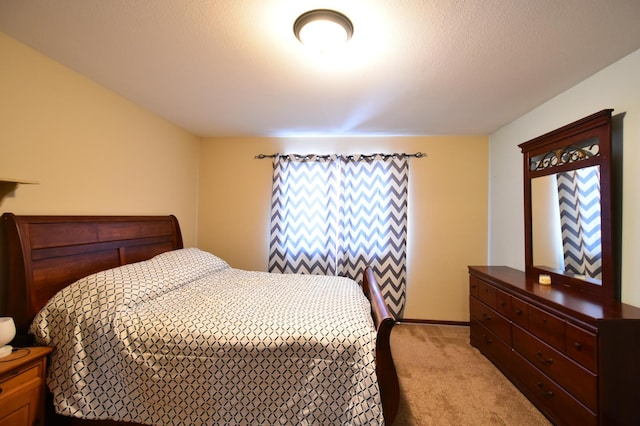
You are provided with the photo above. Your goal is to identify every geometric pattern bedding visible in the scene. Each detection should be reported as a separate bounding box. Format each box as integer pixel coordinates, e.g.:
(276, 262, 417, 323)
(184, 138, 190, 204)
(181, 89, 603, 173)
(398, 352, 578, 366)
(30, 248, 383, 425)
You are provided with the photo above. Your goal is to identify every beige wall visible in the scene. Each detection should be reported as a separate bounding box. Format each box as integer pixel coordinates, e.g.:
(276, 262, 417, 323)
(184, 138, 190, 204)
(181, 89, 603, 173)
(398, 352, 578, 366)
(0, 33, 201, 246)
(198, 136, 488, 321)
(1, 31, 490, 322)
(490, 47, 640, 307)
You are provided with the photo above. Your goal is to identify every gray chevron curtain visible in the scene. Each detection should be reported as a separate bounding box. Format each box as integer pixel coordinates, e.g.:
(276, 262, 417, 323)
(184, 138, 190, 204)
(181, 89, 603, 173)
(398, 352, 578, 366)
(268, 154, 408, 317)
(556, 166, 602, 280)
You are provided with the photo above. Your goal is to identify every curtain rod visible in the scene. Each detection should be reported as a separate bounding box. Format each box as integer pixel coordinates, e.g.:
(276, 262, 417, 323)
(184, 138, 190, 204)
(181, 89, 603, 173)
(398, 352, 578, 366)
(255, 152, 426, 159)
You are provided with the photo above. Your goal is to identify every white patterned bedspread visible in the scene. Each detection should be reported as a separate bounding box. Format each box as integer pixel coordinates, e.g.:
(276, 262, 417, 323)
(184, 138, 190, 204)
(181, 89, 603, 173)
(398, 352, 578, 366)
(30, 248, 383, 425)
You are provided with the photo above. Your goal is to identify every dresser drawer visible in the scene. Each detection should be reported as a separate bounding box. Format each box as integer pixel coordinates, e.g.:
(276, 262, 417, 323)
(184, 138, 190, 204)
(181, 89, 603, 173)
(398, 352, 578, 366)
(0, 386, 39, 426)
(528, 305, 565, 351)
(512, 325, 597, 411)
(469, 276, 479, 298)
(565, 322, 597, 373)
(477, 280, 497, 309)
(496, 289, 511, 317)
(511, 351, 596, 426)
(510, 297, 529, 329)
(470, 320, 511, 371)
(0, 364, 40, 401)
(470, 297, 511, 344)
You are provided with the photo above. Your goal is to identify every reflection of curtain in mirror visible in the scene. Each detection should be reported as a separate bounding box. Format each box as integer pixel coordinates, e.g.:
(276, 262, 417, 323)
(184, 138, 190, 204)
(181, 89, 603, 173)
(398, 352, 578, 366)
(556, 166, 601, 279)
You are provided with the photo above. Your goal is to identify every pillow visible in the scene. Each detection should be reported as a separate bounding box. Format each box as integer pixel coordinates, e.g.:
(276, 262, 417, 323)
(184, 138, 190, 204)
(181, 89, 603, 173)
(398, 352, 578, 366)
(150, 247, 229, 276)
(31, 248, 230, 345)
(38, 248, 229, 323)
(118, 247, 230, 305)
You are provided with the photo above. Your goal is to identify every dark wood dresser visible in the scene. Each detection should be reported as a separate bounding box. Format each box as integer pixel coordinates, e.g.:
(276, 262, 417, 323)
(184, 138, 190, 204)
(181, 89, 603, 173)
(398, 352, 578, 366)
(469, 265, 640, 426)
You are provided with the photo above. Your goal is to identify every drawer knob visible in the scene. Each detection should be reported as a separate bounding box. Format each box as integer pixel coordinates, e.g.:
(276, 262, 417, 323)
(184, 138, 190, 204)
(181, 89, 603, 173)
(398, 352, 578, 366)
(536, 351, 554, 366)
(515, 308, 522, 316)
(574, 342, 583, 351)
(537, 381, 554, 398)
(482, 312, 492, 321)
(483, 335, 493, 344)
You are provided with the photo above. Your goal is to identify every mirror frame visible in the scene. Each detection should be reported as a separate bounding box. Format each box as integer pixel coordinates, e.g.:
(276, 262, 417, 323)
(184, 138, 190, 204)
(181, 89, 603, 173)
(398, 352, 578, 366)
(519, 109, 619, 302)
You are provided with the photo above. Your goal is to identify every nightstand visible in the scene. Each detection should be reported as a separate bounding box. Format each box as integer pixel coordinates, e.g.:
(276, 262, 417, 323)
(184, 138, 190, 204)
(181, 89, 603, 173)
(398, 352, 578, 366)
(0, 347, 53, 426)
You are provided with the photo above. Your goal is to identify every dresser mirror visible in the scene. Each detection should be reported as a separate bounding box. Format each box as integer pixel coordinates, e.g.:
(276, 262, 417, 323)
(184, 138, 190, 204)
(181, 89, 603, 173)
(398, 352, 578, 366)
(519, 109, 620, 302)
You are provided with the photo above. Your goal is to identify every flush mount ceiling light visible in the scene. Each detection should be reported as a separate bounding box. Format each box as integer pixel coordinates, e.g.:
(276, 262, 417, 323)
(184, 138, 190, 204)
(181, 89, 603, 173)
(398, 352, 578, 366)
(293, 9, 354, 54)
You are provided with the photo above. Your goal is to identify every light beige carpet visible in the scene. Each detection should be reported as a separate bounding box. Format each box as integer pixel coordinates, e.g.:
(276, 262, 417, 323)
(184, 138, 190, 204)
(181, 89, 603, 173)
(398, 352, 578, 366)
(390, 323, 552, 426)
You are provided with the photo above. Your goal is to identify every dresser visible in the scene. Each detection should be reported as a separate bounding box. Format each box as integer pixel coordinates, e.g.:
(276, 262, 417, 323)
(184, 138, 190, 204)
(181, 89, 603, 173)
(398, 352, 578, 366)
(469, 266, 640, 426)
(0, 346, 52, 426)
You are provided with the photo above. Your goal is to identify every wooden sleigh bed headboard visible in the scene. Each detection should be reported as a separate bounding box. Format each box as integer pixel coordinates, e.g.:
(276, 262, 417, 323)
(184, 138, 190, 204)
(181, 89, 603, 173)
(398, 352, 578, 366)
(2, 213, 183, 339)
(1, 212, 398, 425)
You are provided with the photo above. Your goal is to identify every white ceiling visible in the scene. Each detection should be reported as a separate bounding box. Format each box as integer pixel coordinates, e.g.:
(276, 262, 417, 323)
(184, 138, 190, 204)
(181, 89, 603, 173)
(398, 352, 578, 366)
(1, 0, 640, 137)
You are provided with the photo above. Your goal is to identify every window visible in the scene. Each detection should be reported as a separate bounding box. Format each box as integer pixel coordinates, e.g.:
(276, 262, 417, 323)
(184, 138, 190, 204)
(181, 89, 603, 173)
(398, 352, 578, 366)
(268, 153, 409, 317)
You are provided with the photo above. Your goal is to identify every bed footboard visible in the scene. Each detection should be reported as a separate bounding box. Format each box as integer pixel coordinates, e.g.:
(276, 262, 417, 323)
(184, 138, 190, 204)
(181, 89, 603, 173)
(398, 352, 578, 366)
(362, 267, 399, 425)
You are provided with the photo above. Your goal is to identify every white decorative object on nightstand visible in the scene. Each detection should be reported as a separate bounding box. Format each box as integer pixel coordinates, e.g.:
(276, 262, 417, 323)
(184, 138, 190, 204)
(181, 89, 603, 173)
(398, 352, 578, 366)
(0, 318, 15, 358)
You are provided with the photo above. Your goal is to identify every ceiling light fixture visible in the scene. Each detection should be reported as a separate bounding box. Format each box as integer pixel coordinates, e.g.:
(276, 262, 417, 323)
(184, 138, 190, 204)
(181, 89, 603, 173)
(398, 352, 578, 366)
(293, 9, 354, 54)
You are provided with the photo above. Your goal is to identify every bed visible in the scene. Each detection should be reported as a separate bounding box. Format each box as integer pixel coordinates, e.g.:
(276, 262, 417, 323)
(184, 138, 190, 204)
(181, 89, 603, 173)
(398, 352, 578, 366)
(2, 213, 399, 425)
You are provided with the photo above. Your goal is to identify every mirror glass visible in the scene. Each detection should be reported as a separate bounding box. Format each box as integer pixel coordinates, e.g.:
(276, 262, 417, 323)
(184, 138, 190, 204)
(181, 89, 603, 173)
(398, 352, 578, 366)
(531, 166, 602, 284)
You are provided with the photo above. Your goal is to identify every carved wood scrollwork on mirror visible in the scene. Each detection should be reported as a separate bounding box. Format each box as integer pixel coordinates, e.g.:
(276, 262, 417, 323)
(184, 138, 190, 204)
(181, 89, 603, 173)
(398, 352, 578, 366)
(519, 109, 621, 302)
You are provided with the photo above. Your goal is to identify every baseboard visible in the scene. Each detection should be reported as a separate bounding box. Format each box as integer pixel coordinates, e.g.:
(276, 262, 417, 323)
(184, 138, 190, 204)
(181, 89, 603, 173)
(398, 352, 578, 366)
(398, 318, 470, 326)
